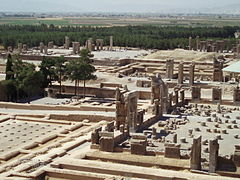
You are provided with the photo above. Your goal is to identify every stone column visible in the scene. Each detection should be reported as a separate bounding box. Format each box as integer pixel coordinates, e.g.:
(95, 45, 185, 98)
(189, 62, 195, 86)
(169, 93, 173, 108)
(209, 139, 219, 173)
(180, 89, 185, 105)
(22, 44, 27, 53)
(166, 59, 174, 79)
(44, 46, 48, 54)
(212, 88, 222, 102)
(189, 37, 192, 50)
(174, 89, 179, 105)
(192, 86, 201, 101)
(86, 39, 93, 51)
(178, 62, 184, 84)
(190, 135, 202, 170)
(237, 44, 240, 58)
(40, 42, 44, 53)
(110, 36, 113, 51)
(233, 87, 240, 104)
(213, 58, 223, 82)
(196, 36, 200, 50)
(18, 43, 23, 53)
(64, 36, 70, 49)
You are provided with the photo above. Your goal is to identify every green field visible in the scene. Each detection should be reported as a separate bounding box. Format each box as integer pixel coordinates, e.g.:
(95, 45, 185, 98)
(1, 16, 240, 27)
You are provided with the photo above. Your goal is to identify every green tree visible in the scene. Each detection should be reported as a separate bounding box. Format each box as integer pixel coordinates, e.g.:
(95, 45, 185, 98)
(55, 56, 66, 95)
(40, 57, 58, 88)
(5, 54, 14, 80)
(66, 49, 96, 97)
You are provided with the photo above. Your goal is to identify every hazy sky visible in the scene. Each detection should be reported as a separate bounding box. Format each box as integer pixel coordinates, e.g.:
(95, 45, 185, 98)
(0, 0, 240, 13)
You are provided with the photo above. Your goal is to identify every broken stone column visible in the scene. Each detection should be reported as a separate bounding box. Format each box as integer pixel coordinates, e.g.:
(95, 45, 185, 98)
(91, 127, 102, 144)
(233, 87, 240, 104)
(212, 87, 222, 102)
(18, 43, 23, 53)
(191, 86, 201, 101)
(72, 42, 80, 54)
(173, 133, 177, 143)
(196, 36, 200, 50)
(153, 99, 160, 116)
(174, 89, 179, 105)
(189, 37, 192, 50)
(166, 59, 174, 79)
(48, 41, 54, 49)
(237, 44, 240, 58)
(209, 139, 219, 173)
(190, 135, 202, 170)
(213, 58, 223, 82)
(40, 42, 44, 53)
(22, 44, 27, 53)
(189, 62, 195, 86)
(180, 89, 185, 105)
(44, 46, 48, 54)
(110, 36, 113, 51)
(178, 62, 184, 84)
(64, 36, 70, 49)
(86, 39, 93, 51)
(233, 145, 240, 168)
(115, 88, 126, 130)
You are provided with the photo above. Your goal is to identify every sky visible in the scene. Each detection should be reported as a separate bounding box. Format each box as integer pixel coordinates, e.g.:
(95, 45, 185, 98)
(0, 0, 240, 13)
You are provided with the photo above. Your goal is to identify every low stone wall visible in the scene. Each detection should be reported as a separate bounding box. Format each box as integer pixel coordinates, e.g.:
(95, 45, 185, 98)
(50, 85, 116, 99)
(50, 114, 114, 122)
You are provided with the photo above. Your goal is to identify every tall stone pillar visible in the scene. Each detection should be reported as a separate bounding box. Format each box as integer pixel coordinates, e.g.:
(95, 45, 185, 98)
(40, 42, 44, 53)
(237, 44, 240, 58)
(178, 62, 184, 84)
(190, 135, 202, 170)
(86, 39, 93, 51)
(180, 89, 185, 105)
(110, 36, 113, 51)
(189, 62, 195, 86)
(166, 59, 174, 79)
(189, 37, 192, 50)
(209, 139, 219, 173)
(64, 36, 70, 49)
(233, 87, 240, 104)
(213, 58, 223, 82)
(44, 46, 48, 54)
(196, 36, 200, 50)
(174, 89, 179, 105)
(212, 88, 222, 102)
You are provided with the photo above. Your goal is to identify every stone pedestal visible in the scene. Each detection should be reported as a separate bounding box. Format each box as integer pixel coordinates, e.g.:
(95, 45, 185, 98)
(99, 137, 114, 152)
(165, 143, 181, 159)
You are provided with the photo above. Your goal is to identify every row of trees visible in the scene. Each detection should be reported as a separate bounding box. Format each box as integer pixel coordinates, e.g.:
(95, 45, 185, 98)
(1, 49, 96, 102)
(0, 24, 239, 50)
